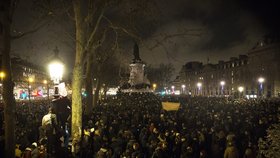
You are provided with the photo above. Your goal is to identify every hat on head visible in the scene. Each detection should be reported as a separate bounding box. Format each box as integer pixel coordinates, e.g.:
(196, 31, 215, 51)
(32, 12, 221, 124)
(32, 142, 37, 147)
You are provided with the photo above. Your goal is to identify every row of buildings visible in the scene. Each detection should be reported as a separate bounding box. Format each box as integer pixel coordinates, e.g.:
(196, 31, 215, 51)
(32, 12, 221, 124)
(172, 36, 280, 98)
(0, 55, 51, 100)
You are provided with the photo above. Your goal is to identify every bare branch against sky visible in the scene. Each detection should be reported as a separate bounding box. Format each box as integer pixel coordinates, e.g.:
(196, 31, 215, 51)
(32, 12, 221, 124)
(11, 0, 280, 76)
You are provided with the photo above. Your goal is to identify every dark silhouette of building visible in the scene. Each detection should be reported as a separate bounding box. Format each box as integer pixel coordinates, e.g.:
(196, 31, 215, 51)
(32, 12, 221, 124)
(176, 36, 280, 98)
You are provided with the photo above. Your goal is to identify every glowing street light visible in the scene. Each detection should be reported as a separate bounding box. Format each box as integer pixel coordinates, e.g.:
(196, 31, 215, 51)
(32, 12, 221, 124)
(197, 82, 202, 95)
(28, 77, 34, 101)
(171, 86, 175, 94)
(0, 71, 5, 86)
(238, 86, 244, 98)
(28, 77, 34, 83)
(48, 61, 64, 84)
(152, 83, 157, 91)
(238, 86, 244, 93)
(220, 81, 225, 96)
(43, 80, 49, 100)
(0, 71, 5, 81)
(0, 71, 5, 99)
(181, 84, 186, 94)
(48, 47, 64, 96)
(197, 82, 202, 89)
(258, 77, 265, 97)
(258, 77, 265, 83)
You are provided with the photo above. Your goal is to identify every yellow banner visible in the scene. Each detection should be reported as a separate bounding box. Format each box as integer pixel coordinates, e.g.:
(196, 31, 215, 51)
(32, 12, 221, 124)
(162, 102, 180, 111)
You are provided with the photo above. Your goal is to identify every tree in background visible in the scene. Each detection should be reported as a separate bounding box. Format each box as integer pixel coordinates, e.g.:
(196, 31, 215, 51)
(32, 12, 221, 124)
(0, 1, 17, 157)
(146, 63, 175, 91)
(92, 53, 120, 107)
(1, 1, 49, 157)
(84, 26, 118, 115)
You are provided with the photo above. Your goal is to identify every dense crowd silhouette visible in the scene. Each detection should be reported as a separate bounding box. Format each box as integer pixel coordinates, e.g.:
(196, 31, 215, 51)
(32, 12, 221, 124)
(0, 93, 279, 158)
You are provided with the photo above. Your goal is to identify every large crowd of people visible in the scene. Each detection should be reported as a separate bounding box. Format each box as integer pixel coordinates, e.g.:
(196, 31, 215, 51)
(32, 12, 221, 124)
(0, 93, 279, 158)
(1, 100, 51, 158)
(79, 94, 279, 158)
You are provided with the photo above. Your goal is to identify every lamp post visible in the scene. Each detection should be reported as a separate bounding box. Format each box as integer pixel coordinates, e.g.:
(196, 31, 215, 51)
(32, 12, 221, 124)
(181, 84, 186, 95)
(48, 47, 64, 97)
(27, 77, 34, 101)
(0, 71, 5, 81)
(164, 87, 168, 95)
(43, 80, 49, 101)
(238, 86, 244, 98)
(152, 83, 157, 92)
(171, 86, 175, 94)
(197, 82, 202, 96)
(258, 77, 265, 97)
(220, 81, 225, 96)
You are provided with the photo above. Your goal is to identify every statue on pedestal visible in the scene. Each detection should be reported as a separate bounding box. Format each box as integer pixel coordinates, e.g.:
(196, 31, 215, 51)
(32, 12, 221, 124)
(133, 42, 141, 62)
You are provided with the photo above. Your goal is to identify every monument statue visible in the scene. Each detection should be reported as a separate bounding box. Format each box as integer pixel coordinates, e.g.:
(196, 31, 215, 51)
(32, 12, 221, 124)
(120, 42, 151, 92)
(133, 42, 141, 61)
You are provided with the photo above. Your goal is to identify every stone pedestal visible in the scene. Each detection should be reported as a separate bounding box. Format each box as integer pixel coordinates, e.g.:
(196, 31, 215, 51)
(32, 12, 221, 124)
(128, 62, 145, 86)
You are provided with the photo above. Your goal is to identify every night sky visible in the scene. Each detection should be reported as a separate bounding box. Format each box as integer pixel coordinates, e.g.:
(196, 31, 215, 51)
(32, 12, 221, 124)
(11, 0, 280, 78)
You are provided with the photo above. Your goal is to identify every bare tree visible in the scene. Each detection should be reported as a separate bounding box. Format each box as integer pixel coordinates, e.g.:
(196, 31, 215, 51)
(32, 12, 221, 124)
(0, 1, 49, 157)
(146, 63, 175, 90)
(62, 0, 201, 154)
(0, 2, 17, 157)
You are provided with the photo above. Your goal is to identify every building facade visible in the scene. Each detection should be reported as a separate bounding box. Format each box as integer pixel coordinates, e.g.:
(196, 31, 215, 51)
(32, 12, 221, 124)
(176, 37, 280, 98)
(1, 55, 50, 99)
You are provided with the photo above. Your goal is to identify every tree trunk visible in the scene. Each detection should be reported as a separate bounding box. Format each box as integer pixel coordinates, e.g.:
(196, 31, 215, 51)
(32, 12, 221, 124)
(103, 85, 108, 100)
(71, 65, 83, 154)
(0, 1, 16, 158)
(85, 54, 93, 115)
(71, 0, 84, 155)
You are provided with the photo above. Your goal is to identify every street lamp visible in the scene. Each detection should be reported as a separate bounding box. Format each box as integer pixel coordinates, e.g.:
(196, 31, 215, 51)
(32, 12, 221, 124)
(238, 86, 244, 98)
(181, 84, 186, 94)
(197, 82, 202, 95)
(43, 80, 49, 100)
(152, 83, 157, 91)
(0, 71, 5, 81)
(164, 87, 168, 95)
(48, 47, 64, 96)
(220, 81, 225, 96)
(28, 77, 34, 101)
(171, 86, 175, 94)
(258, 77, 265, 97)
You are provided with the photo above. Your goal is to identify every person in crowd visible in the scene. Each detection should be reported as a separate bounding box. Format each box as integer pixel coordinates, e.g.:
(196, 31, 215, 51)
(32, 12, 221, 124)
(243, 142, 256, 158)
(38, 144, 47, 158)
(41, 107, 58, 157)
(224, 134, 239, 158)
(31, 142, 39, 158)
(131, 142, 143, 158)
(22, 147, 32, 158)
(151, 141, 170, 158)
(15, 144, 22, 158)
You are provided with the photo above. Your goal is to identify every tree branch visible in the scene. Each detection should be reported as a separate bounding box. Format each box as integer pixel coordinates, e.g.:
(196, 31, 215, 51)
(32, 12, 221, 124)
(103, 15, 141, 42)
(149, 32, 202, 50)
(11, 21, 47, 40)
(9, 0, 19, 20)
(84, 7, 105, 52)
